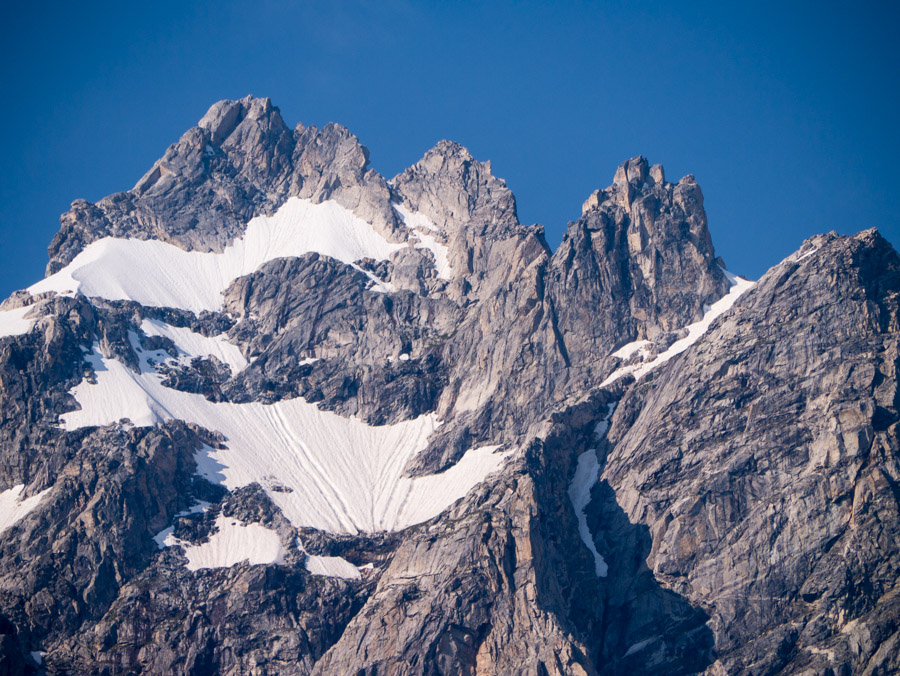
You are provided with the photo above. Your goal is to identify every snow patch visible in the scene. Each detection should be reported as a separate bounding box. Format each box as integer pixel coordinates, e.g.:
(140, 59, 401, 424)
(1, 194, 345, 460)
(394, 204, 452, 280)
(624, 636, 658, 658)
(160, 514, 285, 570)
(394, 205, 439, 232)
(602, 270, 754, 387)
(610, 339, 651, 361)
(30, 198, 408, 313)
(62, 340, 512, 534)
(0, 305, 36, 339)
(140, 318, 248, 374)
(0, 484, 51, 535)
(305, 554, 362, 580)
(413, 230, 452, 280)
(30, 651, 45, 665)
(569, 403, 616, 578)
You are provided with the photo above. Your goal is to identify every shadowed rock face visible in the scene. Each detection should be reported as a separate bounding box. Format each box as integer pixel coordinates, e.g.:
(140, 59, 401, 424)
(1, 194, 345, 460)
(1, 97, 897, 674)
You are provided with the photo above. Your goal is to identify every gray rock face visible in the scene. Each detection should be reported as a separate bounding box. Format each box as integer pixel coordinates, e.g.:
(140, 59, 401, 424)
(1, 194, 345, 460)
(222, 253, 460, 424)
(555, 156, 727, 351)
(54, 484, 379, 675)
(391, 140, 519, 234)
(46, 96, 405, 276)
(313, 390, 713, 676)
(1, 97, 898, 674)
(600, 230, 900, 675)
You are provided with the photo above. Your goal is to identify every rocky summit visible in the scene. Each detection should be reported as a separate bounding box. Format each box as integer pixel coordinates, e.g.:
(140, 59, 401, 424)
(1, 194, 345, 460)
(0, 95, 898, 675)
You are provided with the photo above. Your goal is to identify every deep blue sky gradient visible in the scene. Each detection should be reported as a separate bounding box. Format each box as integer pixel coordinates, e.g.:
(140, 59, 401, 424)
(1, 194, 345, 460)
(2, 0, 898, 297)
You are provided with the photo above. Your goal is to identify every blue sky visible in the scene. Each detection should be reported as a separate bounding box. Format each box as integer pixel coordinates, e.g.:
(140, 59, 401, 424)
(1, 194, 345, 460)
(1, 1, 898, 297)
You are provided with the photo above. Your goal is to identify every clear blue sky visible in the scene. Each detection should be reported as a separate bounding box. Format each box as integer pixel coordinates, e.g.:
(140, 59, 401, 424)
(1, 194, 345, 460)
(2, 1, 898, 297)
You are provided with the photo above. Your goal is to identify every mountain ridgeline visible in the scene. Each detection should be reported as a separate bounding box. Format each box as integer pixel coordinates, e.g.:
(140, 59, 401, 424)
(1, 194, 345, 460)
(0, 96, 898, 675)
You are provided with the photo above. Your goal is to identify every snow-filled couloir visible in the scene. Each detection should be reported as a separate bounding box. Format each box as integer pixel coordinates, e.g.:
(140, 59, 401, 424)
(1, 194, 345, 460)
(569, 403, 616, 578)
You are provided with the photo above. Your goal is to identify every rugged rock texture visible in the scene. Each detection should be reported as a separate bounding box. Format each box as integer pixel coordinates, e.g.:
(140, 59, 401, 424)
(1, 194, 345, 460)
(553, 156, 727, 351)
(601, 230, 900, 675)
(47, 96, 405, 275)
(221, 253, 460, 424)
(391, 140, 523, 301)
(53, 485, 379, 675)
(313, 389, 714, 676)
(392, 140, 519, 235)
(1, 96, 897, 675)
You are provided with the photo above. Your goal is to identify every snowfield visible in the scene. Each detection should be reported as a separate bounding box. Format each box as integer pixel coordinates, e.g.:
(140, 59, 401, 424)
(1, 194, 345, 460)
(62, 330, 512, 534)
(11, 194, 510, 541)
(158, 514, 286, 571)
(29, 197, 408, 312)
(26, 197, 456, 312)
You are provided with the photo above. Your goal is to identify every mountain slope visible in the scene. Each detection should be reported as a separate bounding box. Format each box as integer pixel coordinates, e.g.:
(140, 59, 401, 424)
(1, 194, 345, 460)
(0, 96, 897, 675)
(602, 230, 900, 674)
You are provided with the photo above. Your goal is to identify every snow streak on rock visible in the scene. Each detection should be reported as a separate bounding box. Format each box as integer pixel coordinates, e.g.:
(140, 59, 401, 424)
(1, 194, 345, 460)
(394, 204, 452, 280)
(602, 270, 755, 387)
(568, 403, 616, 577)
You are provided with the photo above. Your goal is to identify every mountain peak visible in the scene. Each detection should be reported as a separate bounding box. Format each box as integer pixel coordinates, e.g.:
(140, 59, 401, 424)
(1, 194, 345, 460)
(415, 139, 496, 176)
(197, 95, 287, 145)
(391, 139, 517, 233)
(582, 156, 672, 215)
(613, 155, 649, 186)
